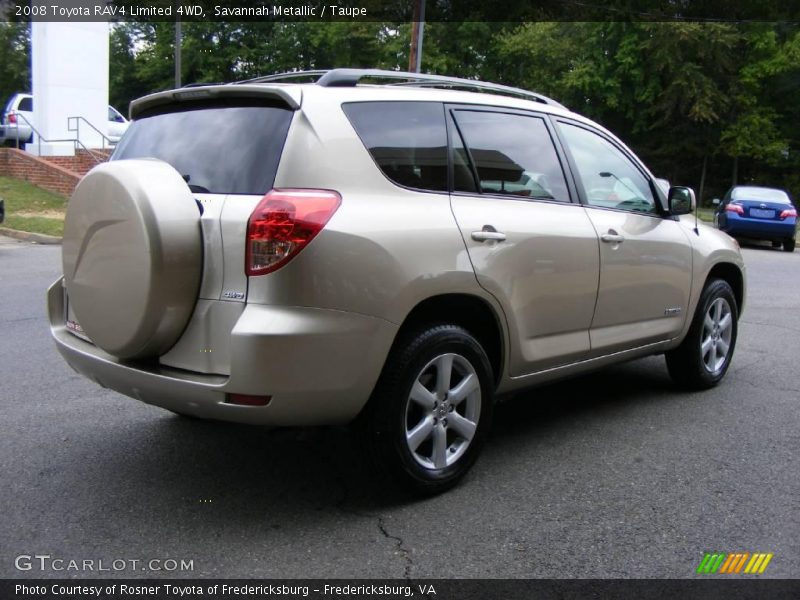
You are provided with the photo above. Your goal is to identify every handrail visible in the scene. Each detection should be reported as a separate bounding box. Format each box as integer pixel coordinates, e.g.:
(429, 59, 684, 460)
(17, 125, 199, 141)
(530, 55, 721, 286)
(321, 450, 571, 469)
(6, 113, 108, 165)
(67, 115, 116, 151)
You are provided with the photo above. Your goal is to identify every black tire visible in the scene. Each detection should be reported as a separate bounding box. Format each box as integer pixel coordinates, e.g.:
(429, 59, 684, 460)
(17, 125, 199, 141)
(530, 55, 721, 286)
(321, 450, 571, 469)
(784, 238, 796, 253)
(772, 241, 783, 248)
(666, 279, 738, 390)
(356, 325, 494, 495)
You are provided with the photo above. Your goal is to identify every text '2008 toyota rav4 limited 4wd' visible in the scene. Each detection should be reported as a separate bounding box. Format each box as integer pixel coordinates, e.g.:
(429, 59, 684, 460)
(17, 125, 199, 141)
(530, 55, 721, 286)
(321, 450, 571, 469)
(48, 69, 746, 494)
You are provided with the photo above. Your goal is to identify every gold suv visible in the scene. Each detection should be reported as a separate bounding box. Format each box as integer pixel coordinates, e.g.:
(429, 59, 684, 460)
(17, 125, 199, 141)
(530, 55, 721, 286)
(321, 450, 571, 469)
(48, 69, 745, 494)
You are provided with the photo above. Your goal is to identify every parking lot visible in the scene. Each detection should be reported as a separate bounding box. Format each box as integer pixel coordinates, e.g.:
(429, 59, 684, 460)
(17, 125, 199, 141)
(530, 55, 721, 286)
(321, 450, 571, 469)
(1, 234, 798, 579)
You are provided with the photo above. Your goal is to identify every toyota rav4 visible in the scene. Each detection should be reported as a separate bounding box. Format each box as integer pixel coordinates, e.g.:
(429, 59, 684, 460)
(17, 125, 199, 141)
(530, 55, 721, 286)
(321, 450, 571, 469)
(48, 69, 746, 494)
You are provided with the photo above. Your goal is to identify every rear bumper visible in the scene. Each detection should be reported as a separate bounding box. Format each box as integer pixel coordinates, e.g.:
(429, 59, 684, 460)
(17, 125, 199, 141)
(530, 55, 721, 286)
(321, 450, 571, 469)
(720, 214, 796, 240)
(0, 124, 30, 142)
(48, 279, 398, 426)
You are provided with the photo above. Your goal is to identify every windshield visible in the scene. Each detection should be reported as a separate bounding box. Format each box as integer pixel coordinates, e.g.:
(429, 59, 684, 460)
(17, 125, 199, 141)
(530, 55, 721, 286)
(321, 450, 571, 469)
(112, 100, 293, 195)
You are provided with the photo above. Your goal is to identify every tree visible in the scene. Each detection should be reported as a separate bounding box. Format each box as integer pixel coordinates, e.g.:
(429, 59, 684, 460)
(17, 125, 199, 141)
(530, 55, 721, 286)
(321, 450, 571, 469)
(0, 22, 30, 106)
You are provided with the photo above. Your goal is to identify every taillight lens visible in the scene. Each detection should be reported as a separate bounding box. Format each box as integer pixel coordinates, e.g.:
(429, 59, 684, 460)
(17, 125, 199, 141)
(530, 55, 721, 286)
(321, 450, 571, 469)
(246, 189, 341, 276)
(780, 208, 797, 219)
(725, 203, 744, 215)
(8, 112, 16, 124)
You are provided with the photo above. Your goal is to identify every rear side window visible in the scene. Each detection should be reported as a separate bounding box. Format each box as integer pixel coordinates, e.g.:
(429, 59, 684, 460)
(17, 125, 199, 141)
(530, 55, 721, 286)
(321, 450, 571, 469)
(17, 97, 32, 112)
(343, 102, 447, 192)
(452, 110, 570, 202)
(112, 100, 293, 195)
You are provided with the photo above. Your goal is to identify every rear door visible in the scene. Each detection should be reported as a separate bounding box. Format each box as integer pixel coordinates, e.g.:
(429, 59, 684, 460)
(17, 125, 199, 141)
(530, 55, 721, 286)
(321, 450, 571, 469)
(555, 119, 693, 356)
(448, 107, 600, 375)
(111, 98, 294, 303)
(110, 97, 295, 374)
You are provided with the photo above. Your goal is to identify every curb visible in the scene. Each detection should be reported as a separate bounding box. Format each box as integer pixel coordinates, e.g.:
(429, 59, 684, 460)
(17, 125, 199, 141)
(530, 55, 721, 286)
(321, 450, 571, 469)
(0, 226, 62, 245)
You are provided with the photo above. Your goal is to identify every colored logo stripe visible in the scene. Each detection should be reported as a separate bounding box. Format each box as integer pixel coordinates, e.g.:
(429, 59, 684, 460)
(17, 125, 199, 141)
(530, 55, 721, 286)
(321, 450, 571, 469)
(697, 552, 773, 574)
(745, 553, 774, 574)
(697, 553, 726, 573)
(719, 553, 749, 573)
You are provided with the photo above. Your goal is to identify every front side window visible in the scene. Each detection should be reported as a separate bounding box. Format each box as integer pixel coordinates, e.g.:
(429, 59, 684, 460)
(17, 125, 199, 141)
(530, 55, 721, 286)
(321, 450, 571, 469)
(451, 110, 570, 202)
(343, 102, 447, 192)
(558, 122, 657, 214)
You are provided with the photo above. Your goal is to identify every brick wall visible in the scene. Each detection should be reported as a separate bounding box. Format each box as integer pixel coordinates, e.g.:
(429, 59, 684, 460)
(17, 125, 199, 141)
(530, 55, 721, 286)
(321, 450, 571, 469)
(0, 148, 110, 197)
(44, 149, 112, 177)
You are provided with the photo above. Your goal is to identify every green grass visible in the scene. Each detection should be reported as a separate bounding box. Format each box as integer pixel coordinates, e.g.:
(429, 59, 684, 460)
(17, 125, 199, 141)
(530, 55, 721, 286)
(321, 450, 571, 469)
(696, 207, 715, 223)
(0, 176, 66, 236)
(3, 214, 64, 236)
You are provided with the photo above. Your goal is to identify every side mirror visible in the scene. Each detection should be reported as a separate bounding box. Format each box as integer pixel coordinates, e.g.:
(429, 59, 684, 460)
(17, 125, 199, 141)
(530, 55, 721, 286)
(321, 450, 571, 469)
(712, 198, 721, 206)
(667, 186, 696, 215)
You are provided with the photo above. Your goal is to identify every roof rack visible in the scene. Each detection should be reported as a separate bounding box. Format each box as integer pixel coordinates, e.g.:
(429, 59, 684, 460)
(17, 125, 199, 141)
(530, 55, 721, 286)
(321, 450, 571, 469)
(316, 68, 567, 110)
(233, 70, 331, 85)
(234, 68, 567, 110)
(181, 81, 223, 88)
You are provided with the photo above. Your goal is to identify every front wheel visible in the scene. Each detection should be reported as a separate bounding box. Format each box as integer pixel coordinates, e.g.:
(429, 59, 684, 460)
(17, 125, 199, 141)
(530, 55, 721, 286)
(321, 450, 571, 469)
(357, 325, 494, 495)
(666, 279, 738, 390)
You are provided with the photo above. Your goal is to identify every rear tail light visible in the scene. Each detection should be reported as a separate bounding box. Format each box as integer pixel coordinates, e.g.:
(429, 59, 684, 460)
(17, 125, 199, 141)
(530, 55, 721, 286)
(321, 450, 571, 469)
(780, 208, 797, 219)
(725, 203, 744, 215)
(7, 112, 16, 124)
(246, 189, 341, 276)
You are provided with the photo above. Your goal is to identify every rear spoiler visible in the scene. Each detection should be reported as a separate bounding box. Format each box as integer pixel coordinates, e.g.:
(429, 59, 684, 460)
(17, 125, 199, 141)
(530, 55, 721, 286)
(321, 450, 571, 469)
(129, 84, 301, 120)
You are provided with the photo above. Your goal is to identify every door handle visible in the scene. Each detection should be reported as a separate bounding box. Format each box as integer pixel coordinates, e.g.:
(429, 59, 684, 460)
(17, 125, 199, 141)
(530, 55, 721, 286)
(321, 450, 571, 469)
(471, 226, 506, 243)
(600, 232, 625, 244)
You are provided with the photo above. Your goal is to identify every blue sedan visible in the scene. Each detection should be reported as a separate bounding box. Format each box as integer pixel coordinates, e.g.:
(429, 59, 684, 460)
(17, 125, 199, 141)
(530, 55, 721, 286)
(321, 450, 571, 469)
(714, 186, 797, 252)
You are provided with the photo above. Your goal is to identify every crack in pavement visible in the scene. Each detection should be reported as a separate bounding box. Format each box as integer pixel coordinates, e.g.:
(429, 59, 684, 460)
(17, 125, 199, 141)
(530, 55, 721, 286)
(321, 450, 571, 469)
(376, 516, 413, 580)
(310, 430, 415, 580)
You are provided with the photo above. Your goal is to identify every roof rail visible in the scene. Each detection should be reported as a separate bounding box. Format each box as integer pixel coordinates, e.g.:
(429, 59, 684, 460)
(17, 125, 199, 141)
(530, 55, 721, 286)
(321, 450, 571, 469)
(316, 68, 567, 110)
(233, 68, 567, 110)
(233, 70, 330, 85)
(181, 81, 223, 88)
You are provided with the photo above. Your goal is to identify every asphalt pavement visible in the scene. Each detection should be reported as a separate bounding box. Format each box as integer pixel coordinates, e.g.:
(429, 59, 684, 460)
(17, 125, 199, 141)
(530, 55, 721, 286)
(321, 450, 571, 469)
(1, 233, 798, 579)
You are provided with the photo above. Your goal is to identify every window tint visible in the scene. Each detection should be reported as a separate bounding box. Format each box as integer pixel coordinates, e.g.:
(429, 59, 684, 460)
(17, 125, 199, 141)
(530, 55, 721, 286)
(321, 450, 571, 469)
(112, 100, 293, 195)
(559, 122, 656, 214)
(452, 110, 570, 202)
(17, 97, 32, 112)
(343, 102, 447, 192)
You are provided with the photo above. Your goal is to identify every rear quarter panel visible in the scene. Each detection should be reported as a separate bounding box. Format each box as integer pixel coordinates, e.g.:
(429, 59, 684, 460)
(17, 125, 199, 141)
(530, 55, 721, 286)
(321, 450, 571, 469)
(247, 95, 495, 328)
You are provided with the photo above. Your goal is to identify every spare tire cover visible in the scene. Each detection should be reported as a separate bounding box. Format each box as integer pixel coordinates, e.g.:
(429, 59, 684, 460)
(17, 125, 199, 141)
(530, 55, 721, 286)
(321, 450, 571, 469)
(63, 159, 202, 359)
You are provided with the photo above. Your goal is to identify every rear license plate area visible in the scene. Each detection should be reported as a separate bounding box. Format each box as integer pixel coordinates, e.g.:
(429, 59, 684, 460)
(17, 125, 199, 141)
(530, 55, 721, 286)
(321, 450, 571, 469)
(64, 294, 91, 342)
(750, 208, 775, 219)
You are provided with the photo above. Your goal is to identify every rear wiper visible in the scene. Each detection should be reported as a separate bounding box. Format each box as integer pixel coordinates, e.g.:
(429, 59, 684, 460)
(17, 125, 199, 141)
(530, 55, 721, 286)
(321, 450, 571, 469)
(182, 174, 211, 194)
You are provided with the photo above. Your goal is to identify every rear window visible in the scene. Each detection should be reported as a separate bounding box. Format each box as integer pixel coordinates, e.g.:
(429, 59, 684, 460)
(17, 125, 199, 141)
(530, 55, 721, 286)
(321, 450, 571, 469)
(731, 187, 791, 204)
(343, 102, 447, 192)
(112, 100, 293, 195)
(17, 97, 32, 112)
